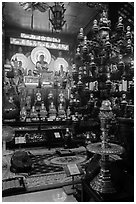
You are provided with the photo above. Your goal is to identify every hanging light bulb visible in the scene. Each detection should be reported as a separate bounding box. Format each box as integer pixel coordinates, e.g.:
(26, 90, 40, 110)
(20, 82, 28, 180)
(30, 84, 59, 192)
(77, 74, 83, 89)
(99, 10, 111, 41)
(126, 26, 132, 39)
(82, 36, 88, 53)
(92, 20, 99, 33)
(105, 36, 111, 50)
(77, 28, 84, 41)
(127, 39, 132, 53)
(116, 16, 124, 32)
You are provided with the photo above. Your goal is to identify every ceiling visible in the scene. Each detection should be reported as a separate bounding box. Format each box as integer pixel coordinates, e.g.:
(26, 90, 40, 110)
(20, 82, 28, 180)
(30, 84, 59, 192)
(3, 2, 134, 38)
(3, 2, 99, 36)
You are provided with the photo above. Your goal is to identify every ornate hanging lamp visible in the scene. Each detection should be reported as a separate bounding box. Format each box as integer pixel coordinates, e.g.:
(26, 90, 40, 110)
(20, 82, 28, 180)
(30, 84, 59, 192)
(49, 2, 66, 32)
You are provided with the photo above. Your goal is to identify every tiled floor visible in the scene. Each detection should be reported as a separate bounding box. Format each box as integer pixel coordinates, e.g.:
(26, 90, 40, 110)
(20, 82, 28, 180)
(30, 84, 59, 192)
(2, 187, 77, 202)
(3, 147, 85, 202)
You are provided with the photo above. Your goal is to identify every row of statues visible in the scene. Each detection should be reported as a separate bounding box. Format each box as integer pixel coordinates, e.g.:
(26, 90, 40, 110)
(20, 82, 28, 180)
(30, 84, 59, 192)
(19, 89, 71, 122)
(3, 81, 133, 122)
(20, 101, 71, 122)
(6, 54, 67, 78)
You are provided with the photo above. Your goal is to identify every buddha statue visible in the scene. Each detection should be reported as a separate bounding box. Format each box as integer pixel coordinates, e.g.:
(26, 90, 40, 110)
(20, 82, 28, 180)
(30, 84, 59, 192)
(26, 95, 31, 112)
(37, 54, 48, 71)
(35, 90, 42, 111)
(48, 90, 54, 105)
(3, 95, 19, 121)
(58, 103, 66, 120)
(30, 106, 38, 121)
(40, 102, 47, 121)
(48, 102, 57, 120)
(58, 90, 65, 106)
(20, 106, 27, 122)
(66, 106, 71, 120)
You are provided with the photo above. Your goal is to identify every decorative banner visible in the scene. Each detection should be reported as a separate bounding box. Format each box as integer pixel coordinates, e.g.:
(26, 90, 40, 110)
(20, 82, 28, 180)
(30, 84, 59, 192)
(21, 33, 60, 43)
(54, 57, 68, 72)
(31, 46, 51, 65)
(11, 53, 28, 69)
(10, 38, 69, 51)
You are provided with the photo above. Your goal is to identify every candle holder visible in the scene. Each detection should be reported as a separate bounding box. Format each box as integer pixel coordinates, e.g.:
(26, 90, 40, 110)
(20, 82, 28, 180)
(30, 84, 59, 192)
(87, 100, 124, 194)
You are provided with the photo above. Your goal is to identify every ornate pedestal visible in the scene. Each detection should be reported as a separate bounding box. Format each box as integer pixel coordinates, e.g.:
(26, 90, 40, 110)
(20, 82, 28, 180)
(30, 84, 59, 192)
(86, 142, 124, 193)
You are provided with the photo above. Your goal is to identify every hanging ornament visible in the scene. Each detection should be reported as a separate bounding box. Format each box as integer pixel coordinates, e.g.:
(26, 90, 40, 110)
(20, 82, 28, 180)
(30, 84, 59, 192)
(116, 16, 124, 32)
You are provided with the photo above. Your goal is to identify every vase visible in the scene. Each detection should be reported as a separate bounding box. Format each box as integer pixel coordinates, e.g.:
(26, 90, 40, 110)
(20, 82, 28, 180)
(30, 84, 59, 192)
(3, 96, 19, 120)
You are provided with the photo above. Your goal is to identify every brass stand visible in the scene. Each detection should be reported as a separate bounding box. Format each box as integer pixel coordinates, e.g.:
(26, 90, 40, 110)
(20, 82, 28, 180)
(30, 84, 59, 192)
(90, 154, 115, 193)
(87, 100, 124, 194)
(87, 142, 124, 194)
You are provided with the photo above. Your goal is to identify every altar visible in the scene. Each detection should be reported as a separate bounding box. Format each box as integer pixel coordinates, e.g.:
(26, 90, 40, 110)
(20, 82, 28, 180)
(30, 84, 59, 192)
(41, 71, 54, 85)
(24, 71, 54, 87)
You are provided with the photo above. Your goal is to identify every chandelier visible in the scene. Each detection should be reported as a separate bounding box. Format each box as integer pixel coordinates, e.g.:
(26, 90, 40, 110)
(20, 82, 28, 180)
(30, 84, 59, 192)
(73, 9, 133, 94)
(70, 7, 134, 118)
(49, 2, 66, 32)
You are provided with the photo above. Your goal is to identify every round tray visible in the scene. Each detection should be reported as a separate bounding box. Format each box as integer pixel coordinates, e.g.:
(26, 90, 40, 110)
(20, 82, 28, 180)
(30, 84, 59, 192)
(86, 142, 124, 155)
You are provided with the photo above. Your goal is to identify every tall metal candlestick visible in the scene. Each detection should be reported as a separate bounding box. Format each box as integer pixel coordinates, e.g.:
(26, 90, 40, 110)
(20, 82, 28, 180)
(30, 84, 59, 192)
(87, 100, 124, 194)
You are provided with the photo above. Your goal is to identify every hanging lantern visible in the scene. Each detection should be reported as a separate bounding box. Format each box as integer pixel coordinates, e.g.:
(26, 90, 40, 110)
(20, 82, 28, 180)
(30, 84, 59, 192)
(99, 10, 111, 41)
(77, 28, 84, 41)
(49, 3, 66, 32)
(116, 16, 124, 32)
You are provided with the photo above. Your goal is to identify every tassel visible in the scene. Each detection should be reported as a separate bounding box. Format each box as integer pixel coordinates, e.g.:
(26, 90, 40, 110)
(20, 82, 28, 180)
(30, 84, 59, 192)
(31, 9, 34, 30)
